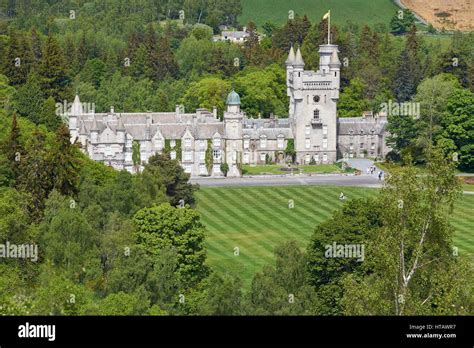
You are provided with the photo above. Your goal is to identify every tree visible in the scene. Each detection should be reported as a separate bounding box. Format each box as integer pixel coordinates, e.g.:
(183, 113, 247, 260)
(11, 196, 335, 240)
(2, 30, 32, 86)
(0, 74, 15, 111)
(142, 152, 197, 206)
(39, 34, 70, 101)
(2, 112, 24, 185)
(133, 203, 209, 287)
(220, 163, 229, 177)
(337, 78, 371, 117)
(306, 198, 383, 314)
(40, 96, 61, 131)
(49, 125, 79, 196)
(390, 9, 416, 35)
(132, 140, 141, 173)
(393, 49, 416, 102)
(182, 77, 231, 118)
(13, 71, 43, 124)
(342, 148, 471, 315)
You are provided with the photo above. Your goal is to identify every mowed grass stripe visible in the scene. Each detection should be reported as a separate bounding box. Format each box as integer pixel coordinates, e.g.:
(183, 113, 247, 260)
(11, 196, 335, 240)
(195, 185, 474, 286)
(202, 189, 280, 265)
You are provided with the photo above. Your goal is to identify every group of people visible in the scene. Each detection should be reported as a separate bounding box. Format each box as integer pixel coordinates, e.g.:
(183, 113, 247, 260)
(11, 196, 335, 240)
(366, 166, 384, 181)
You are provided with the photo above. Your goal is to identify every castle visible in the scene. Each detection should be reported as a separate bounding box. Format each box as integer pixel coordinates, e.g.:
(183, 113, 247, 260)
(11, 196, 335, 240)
(69, 44, 390, 177)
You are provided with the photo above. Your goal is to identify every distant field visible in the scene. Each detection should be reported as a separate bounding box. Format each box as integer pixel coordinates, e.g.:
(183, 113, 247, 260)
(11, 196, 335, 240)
(196, 185, 474, 287)
(239, 0, 399, 27)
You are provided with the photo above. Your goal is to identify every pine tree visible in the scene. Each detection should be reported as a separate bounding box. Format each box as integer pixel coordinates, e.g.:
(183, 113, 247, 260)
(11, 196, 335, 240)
(74, 33, 89, 74)
(50, 124, 79, 196)
(3, 30, 32, 86)
(40, 96, 62, 131)
(14, 70, 44, 124)
(17, 128, 53, 220)
(39, 34, 70, 101)
(393, 49, 416, 102)
(2, 113, 25, 185)
(156, 36, 178, 80)
(30, 28, 42, 66)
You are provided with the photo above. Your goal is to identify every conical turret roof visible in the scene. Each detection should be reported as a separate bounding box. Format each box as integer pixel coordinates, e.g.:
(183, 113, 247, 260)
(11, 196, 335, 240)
(91, 116, 99, 132)
(285, 46, 296, 65)
(294, 48, 305, 67)
(71, 94, 83, 115)
(329, 50, 341, 67)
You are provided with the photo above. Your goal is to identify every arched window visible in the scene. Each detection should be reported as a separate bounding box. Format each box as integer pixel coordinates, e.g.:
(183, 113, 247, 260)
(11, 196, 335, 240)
(313, 109, 320, 119)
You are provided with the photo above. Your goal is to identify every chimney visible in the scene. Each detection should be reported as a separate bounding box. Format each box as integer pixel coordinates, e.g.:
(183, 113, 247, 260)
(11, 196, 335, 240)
(110, 106, 114, 114)
(213, 106, 218, 119)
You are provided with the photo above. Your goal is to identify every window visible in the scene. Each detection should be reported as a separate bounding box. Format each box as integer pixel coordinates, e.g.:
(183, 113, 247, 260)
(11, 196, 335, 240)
(360, 143, 364, 149)
(170, 140, 176, 148)
(213, 164, 220, 174)
(314, 154, 319, 162)
(184, 137, 191, 147)
(199, 151, 205, 161)
(213, 137, 221, 147)
(105, 145, 112, 157)
(243, 152, 249, 163)
(155, 139, 163, 150)
(260, 153, 266, 162)
(305, 154, 310, 163)
(183, 164, 192, 173)
(170, 151, 176, 160)
(305, 138, 311, 149)
(243, 138, 250, 149)
(371, 143, 375, 150)
(314, 109, 320, 119)
(349, 143, 354, 150)
(305, 125, 311, 135)
(260, 137, 267, 149)
(323, 153, 328, 162)
(213, 150, 220, 160)
(322, 139, 328, 149)
(322, 125, 328, 135)
(183, 151, 192, 162)
(277, 137, 284, 149)
(199, 140, 205, 150)
(199, 164, 206, 175)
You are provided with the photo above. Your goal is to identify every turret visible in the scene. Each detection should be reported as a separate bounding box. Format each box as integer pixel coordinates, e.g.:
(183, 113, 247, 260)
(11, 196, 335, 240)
(78, 120, 88, 148)
(69, 94, 82, 141)
(90, 116, 99, 143)
(226, 90, 241, 113)
(293, 48, 305, 89)
(285, 46, 295, 91)
(318, 44, 338, 75)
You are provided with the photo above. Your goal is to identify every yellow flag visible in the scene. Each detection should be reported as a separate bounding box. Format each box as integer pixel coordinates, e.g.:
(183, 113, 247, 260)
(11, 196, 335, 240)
(323, 10, 330, 20)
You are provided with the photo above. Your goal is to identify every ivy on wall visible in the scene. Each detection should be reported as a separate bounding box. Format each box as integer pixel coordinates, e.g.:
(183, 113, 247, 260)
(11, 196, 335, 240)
(205, 139, 213, 175)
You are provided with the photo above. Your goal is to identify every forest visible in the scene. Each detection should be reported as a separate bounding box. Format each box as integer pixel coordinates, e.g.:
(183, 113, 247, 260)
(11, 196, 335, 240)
(0, 0, 473, 315)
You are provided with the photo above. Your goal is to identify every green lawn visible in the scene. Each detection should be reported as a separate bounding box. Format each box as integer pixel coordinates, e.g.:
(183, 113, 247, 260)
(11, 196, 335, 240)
(242, 164, 341, 175)
(239, 0, 399, 27)
(195, 185, 474, 287)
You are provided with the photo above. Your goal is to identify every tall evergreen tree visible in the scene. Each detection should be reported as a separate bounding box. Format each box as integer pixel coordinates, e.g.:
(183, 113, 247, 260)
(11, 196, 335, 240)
(3, 30, 31, 86)
(2, 113, 25, 185)
(39, 34, 70, 101)
(40, 96, 62, 131)
(50, 124, 79, 196)
(393, 49, 416, 102)
(14, 70, 44, 124)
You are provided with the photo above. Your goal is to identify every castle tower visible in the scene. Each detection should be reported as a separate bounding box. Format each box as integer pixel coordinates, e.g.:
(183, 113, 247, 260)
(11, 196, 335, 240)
(287, 43, 341, 165)
(69, 94, 83, 143)
(223, 90, 243, 177)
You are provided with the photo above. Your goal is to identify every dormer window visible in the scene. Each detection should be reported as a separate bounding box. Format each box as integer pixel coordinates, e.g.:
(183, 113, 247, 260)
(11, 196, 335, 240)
(184, 137, 191, 147)
(213, 137, 221, 147)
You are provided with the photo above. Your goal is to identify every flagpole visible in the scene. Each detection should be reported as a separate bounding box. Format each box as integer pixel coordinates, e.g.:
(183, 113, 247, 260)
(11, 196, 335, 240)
(328, 10, 331, 44)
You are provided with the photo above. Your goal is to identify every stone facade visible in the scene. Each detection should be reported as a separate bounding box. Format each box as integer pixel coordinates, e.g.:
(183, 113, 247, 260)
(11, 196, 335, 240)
(69, 44, 390, 177)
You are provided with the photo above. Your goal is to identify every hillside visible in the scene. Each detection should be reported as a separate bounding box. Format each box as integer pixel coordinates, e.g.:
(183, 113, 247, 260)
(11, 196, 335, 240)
(239, 0, 400, 27)
(401, 0, 474, 32)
